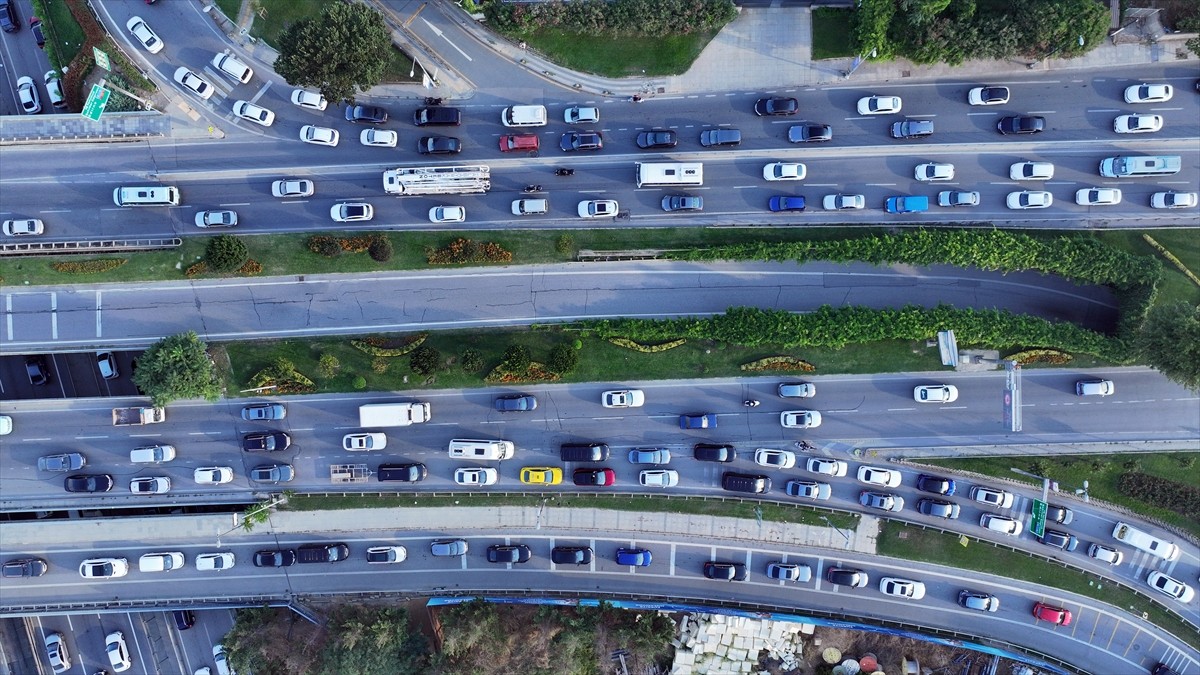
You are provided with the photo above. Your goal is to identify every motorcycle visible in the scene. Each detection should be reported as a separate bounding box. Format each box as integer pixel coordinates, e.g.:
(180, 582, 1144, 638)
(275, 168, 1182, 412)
(523, 185, 543, 193)
(424, 96, 443, 106)
(555, 168, 574, 176)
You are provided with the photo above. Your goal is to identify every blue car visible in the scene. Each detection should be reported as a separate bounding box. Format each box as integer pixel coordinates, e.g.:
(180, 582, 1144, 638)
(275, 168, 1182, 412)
(615, 548, 652, 566)
(769, 195, 806, 212)
(680, 413, 717, 429)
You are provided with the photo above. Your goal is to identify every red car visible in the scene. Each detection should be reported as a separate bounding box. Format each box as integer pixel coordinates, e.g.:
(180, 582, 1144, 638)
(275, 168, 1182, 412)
(1032, 602, 1072, 626)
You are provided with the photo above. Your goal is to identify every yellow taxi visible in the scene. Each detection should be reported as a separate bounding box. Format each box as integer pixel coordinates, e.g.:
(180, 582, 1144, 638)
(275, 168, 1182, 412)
(520, 467, 563, 485)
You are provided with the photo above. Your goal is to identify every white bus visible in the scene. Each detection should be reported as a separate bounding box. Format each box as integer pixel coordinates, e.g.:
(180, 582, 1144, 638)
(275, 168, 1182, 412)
(636, 162, 703, 188)
(1098, 155, 1181, 178)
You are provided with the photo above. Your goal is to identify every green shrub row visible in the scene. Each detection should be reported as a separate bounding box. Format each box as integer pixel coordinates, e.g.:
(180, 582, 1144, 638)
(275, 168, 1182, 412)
(587, 304, 1125, 361)
(485, 0, 737, 37)
(1117, 472, 1200, 521)
(50, 259, 127, 274)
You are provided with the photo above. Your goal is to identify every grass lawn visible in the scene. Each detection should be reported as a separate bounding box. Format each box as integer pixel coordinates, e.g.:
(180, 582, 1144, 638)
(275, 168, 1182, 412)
(878, 522, 1200, 651)
(522, 29, 720, 77)
(287, 493, 860, 531)
(915, 453, 1200, 539)
(811, 8, 855, 60)
(248, 0, 321, 48)
(37, 0, 86, 67)
(1097, 230, 1200, 306)
(214, 0, 242, 22)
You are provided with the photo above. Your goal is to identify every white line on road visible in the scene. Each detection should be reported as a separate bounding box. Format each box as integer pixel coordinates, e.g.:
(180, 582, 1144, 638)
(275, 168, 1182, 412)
(422, 18, 473, 61)
(966, 112, 999, 116)
(1026, 110, 1057, 114)
(39, 209, 72, 213)
(220, 203, 251, 207)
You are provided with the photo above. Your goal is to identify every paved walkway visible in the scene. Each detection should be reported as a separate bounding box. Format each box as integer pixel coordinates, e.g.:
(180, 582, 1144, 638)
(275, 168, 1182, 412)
(2, 506, 879, 555)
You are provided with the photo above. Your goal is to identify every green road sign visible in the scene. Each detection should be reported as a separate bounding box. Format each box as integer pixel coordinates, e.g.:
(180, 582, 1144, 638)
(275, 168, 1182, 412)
(93, 47, 111, 71)
(81, 84, 111, 122)
(1030, 499, 1048, 538)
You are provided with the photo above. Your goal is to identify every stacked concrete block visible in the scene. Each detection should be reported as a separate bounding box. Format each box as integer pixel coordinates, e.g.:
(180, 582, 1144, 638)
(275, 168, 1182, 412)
(670, 612, 812, 674)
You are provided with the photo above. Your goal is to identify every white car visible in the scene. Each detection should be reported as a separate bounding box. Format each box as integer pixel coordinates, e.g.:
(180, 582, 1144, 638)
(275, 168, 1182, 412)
(879, 577, 926, 600)
(785, 480, 831, 500)
(300, 125, 339, 147)
(857, 466, 901, 487)
(173, 67, 214, 100)
(857, 95, 902, 115)
(778, 382, 816, 398)
(331, 202, 373, 222)
(45, 632, 72, 673)
(980, 514, 1023, 536)
(360, 129, 398, 148)
(967, 85, 1010, 106)
(807, 457, 847, 477)
(1146, 571, 1195, 603)
(291, 89, 328, 111)
(781, 410, 821, 428)
(429, 205, 466, 223)
(754, 448, 797, 469)
(914, 162, 954, 182)
(105, 631, 132, 672)
(602, 389, 645, 408)
(455, 467, 498, 486)
(578, 200, 618, 218)
(272, 179, 314, 198)
(196, 552, 236, 571)
(343, 432, 386, 451)
(1007, 191, 1052, 210)
(1076, 188, 1122, 206)
(822, 193, 865, 210)
(763, 162, 806, 181)
(233, 100, 275, 127)
(914, 384, 958, 403)
(1123, 83, 1173, 104)
(1087, 543, 1123, 565)
(130, 477, 170, 494)
(366, 546, 407, 564)
(194, 467, 233, 485)
(195, 210, 238, 228)
(564, 106, 600, 124)
(1113, 114, 1162, 134)
(970, 485, 1014, 508)
(1150, 191, 1198, 209)
(213, 645, 233, 675)
(79, 557, 129, 579)
(639, 469, 679, 488)
(3, 219, 45, 236)
(1009, 161, 1054, 181)
(126, 16, 164, 54)
(17, 76, 40, 114)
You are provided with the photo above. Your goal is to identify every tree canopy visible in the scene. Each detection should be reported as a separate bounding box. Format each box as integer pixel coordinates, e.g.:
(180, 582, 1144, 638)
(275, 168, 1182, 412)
(1138, 302, 1200, 391)
(273, 2, 393, 104)
(131, 332, 221, 407)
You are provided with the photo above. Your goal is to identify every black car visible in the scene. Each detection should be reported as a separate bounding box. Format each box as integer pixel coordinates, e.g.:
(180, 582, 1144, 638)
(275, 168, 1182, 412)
(2, 557, 48, 578)
(550, 546, 593, 565)
(242, 431, 291, 452)
(25, 357, 49, 385)
(636, 129, 677, 149)
(572, 468, 615, 486)
(413, 106, 461, 126)
(703, 561, 747, 581)
(30, 17, 44, 47)
(345, 104, 388, 124)
(825, 566, 867, 587)
(787, 123, 832, 143)
(694, 443, 736, 462)
(173, 610, 195, 631)
(662, 195, 703, 212)
(916, 474, 955, 496)
(253, 549, 297, 567)
(418, 136, 462, 155)
(916, 497, 960, 519)
(721, 472, 770, 494)
(0, 0, 18, 33)
(1038, 529, 1079, 551)
(753, 97, 798, 116)
(890, 119, 934, 139)
(560, 132, 603, 152)
(494, 394, 537, 411)
(486, 544, 532, 564)
(378, 463, 427, 482)
(64, 473, 114, 493)
(997, 115, 1045, 135)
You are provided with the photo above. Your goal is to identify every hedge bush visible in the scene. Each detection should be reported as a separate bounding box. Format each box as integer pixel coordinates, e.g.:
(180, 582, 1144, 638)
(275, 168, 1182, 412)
(50, 259, 127, 274)
(486, 0, 737, 37)
(369, 235, 394, 262)
(351, 334, 429, 357)
(409, 346, 442, 375)
(607, 337, 686, 353)
(1117, 472, 1200, 521)
(548, 344, 579, 373)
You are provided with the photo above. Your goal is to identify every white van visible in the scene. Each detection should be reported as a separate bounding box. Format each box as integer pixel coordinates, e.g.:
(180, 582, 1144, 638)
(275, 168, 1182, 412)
(1075, 379, 1114, 396)
(1112, 522, 1180, 561)
(500, 105, 548, 127)
(130, 444, 176, 464)
(448, 439, 515, 460)
(211, 53, 253, 84)
(139, 551, 185, 572)
(113, 186, 180, 207)
(511, 198, 548, 215)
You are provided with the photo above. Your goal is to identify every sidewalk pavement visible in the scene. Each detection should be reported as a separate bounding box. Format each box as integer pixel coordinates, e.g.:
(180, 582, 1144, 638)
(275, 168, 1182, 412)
(1, 506, 879, 556)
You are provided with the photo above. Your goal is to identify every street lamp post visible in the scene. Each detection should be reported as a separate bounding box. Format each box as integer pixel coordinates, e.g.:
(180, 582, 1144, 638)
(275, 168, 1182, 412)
(217, 495, 287, 547)
(820, 515, 852, 547)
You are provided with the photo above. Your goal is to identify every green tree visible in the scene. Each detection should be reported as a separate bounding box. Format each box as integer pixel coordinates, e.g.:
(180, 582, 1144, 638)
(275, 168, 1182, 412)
(548, 343, 579, 373)
(502, 344, 531, 373)
(205, 234, 248, 272)
(318, 606, 429, 675)
(1138, 302, 1200, 391)
(273, 3, 393, 104)
(1012, 0, 1108, 59)
(131, 332, 220, 406)
(409, 345, 442, 375)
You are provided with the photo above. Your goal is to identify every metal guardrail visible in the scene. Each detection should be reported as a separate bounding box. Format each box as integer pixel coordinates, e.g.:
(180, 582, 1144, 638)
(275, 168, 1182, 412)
(0, 238, 182, 256)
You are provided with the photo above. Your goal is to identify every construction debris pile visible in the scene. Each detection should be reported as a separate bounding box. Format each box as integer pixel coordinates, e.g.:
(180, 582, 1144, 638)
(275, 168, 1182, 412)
(669, 612, 813, 674)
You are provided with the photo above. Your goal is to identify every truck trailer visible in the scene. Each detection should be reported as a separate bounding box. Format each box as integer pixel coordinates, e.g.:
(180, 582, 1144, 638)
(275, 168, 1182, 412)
(358, 402, 431, 427)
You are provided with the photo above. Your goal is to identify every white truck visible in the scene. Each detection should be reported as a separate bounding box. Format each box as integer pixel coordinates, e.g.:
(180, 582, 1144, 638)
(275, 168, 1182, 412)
(112, 406, 166, 426)
(382, 165, 491, 195)
(358, 402, 431, 428)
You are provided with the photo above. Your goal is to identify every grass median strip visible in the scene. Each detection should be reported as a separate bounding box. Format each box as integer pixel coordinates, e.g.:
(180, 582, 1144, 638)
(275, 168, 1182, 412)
(877, 521, 1199, 651)
(286, 492, 860, 531)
